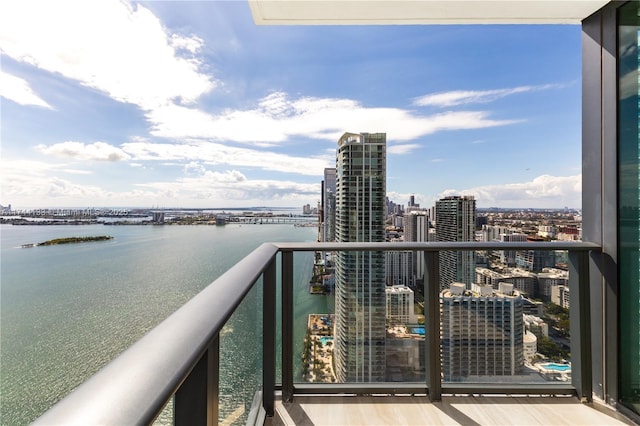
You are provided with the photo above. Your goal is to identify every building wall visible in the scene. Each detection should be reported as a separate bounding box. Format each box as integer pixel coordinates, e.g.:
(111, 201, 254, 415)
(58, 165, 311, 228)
(322, 168, 337, 242)
(385, 285, 416, 324)
(436, 195, 476, 289)
(551, 285, 570, 309)
(441, 284, 524, 381)
(404, 212, 428, 282)
(385, 250, 415, 288)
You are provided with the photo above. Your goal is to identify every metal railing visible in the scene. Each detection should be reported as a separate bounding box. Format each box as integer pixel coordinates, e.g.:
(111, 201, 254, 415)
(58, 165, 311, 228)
(34, 241, 600, 425)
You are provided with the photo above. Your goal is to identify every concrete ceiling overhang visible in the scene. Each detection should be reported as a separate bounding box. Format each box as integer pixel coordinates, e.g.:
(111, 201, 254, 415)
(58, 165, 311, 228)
(249, 0, 611, 25)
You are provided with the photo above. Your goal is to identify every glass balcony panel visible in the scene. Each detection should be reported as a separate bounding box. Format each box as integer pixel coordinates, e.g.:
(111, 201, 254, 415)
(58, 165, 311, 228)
(385, 249, 425, 383)
(151, 399, 173, 425)
(442, 249, 572, 386)
(219, 277, 263, 425)
(299, 249, 426, 384)
(297, 250, 336, 383)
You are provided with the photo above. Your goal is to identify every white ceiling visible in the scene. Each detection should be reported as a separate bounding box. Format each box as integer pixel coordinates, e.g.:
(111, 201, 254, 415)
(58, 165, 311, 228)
(248, 0, 610, 25)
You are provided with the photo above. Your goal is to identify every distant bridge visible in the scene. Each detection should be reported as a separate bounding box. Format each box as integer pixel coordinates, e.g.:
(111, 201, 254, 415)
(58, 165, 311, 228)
(232, 215, 317, 225)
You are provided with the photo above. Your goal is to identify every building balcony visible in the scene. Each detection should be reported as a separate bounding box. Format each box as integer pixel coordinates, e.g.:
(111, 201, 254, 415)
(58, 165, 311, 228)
(33, 241, 636, 425)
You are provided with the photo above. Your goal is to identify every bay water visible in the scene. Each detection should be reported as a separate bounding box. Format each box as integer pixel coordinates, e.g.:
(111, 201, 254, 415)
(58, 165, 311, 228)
(0, 223, 330, 425)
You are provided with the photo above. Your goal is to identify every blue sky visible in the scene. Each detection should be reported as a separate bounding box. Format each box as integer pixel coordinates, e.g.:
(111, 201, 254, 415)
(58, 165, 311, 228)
(0, 1, 582, 209)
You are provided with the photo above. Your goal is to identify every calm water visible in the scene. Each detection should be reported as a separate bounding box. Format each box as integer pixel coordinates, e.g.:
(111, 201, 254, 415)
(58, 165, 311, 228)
(0, 223, 330, 425)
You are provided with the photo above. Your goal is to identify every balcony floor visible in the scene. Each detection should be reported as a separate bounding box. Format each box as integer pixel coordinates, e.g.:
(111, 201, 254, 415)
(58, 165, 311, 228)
(267, 394, 634, 426)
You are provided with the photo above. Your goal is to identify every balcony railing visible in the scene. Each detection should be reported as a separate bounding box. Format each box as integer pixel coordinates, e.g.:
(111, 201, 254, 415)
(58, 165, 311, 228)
(34, 241, 600, 425)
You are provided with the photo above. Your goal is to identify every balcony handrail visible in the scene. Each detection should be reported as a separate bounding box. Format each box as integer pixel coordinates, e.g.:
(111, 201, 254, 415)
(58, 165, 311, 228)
(34, 241, 600, 425)
(275, 241, 600, 252)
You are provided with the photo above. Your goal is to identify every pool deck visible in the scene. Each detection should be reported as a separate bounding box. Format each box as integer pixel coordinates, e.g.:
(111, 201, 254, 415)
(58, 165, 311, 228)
(305, 314, 336, 383)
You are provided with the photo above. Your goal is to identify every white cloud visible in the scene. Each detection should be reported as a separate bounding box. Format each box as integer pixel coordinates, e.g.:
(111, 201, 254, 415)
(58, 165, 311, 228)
(413, 84, 563, 108)
(184, 161, 207, 176)
(170, 34, 204, 54)
(431, 158, 445, 163)
(0, 70, 52, 108)
(439, 174, 581, 208)
(121, 140, 331, 176)
(146, 92, 519, 144)
(1, 160, 107, 201)
(35, 139, 331, 175)
(0, 159, 93, 177)
(37, 141, 131, 161)
(0, 2, 522, 149)
(2, 172, 164, 207)
(60, 169, 92, 175)
(137, 170, 319, 203)
(0, 0, 214, 110)
(1, 158, 316, 208)
(388, 144, 420, 155)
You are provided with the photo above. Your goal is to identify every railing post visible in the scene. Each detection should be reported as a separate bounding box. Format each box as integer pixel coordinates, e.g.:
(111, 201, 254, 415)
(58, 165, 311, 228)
(425, 251, 442, 402)
(263, 256, 276, 416)
(569, 250, 592, 402)
(282, 250, 294, 402)
(174, 337, 219, 425)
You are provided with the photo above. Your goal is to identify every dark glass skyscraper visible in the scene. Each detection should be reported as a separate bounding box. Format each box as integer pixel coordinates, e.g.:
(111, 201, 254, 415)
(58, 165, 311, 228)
(334, 132, 386, 382)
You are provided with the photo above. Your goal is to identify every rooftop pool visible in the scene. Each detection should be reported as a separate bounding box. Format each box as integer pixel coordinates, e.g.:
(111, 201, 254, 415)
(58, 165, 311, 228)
(319, 336, 333, 347)
(539, 362, 571, 372)
(410, 327, 425, 335)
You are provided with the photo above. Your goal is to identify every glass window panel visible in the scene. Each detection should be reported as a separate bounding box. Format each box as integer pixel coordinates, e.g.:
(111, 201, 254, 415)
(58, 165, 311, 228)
(618, 1, 640, 415)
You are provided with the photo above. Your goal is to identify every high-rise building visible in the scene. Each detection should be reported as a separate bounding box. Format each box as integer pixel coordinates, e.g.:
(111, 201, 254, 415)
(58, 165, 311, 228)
(441, 282, 524, 381)
(515, 249, 556, 272)
(499, 233, 528, 266)
(404, 211, 428, 283)
(385, 250, 415, 287)
(334, 132, 386, 383)
(537, 268, 569, 302)
(322, 168, 337, 242)
(435, 195, 477, 289)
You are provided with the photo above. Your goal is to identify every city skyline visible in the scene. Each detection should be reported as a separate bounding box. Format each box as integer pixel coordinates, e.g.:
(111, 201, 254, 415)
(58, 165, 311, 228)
(1, 1, 582, 209)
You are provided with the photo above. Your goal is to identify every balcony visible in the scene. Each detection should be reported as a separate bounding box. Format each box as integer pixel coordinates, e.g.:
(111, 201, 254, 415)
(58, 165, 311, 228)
(34, 241, 633, 425)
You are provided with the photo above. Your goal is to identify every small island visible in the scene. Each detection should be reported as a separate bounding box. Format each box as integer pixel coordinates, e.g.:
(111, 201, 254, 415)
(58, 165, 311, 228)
(22, 236, 113, 248)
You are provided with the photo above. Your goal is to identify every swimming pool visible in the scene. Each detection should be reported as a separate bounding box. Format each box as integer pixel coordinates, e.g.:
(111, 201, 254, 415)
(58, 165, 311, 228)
(539, 363, 571, 372)
(410, 327, 425, 335)
(319, 336, 334, 346)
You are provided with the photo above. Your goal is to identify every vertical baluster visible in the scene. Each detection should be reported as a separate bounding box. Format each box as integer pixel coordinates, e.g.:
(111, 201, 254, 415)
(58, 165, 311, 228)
(569, 250, 592, 401)
(174, 337, 219, 425)
(263, 256, 276, 416)
(425, 250, 441, 402)
(282, 250, 294, 402)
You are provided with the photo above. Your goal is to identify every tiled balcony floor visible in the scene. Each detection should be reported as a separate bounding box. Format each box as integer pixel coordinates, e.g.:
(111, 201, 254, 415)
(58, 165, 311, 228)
(268, 394, 634, 425)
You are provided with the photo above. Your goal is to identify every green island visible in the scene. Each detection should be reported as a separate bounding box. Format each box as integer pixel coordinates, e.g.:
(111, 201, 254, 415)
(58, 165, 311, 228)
(23, 236, 113, 248)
